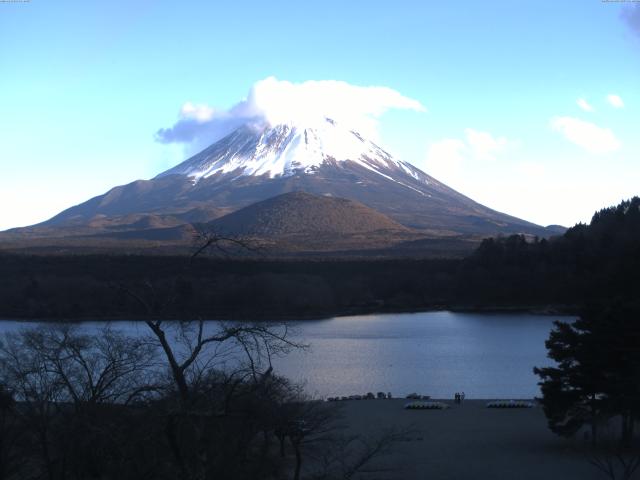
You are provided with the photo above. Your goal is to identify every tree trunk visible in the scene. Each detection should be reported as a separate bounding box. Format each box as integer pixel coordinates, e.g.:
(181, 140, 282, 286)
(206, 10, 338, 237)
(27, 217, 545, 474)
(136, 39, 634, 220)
(144, 320, 190, 404)
(39, 427, 55, 480)
(621, 412, 633, 447)
(260, 430, 270, 459)
(165, 414, 188, 478)
(292, 439, 302, 480)
(590, 395, 598, 446)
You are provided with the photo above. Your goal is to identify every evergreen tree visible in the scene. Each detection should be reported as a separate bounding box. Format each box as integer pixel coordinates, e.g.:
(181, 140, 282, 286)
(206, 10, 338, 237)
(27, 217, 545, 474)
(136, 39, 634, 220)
(535, 302, 640, 445)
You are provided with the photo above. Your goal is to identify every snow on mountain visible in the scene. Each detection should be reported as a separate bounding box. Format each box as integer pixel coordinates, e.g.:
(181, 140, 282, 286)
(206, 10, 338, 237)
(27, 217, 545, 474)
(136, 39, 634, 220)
(28, 114, 551, 240)
(157, 117, 428, 189)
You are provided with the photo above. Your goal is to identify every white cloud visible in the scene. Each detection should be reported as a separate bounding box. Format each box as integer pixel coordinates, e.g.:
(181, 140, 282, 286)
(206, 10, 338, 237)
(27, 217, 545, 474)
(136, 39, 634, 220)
(424, 129, 513, 185)
(577, 98, 594, 112)
(607, 94, 624, 108)
(424, 138, 467, 180)
(464, 128, 509, 161)
(551, 116, 621, 154)
(425, 129, 512, 166)
(180, 102, 215, 121)
(517, 161, 546, 179)
(156, 77, 426, 152)
(426, 138, 467, 163)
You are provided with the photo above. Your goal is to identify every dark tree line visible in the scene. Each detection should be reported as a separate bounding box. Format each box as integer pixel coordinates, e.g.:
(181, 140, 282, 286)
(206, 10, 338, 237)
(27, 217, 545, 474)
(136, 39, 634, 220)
(532, 197, 640, 474)
(463, 197, 640, 308)
(2, 197, 639, 321)
(0, 256, 460, 321)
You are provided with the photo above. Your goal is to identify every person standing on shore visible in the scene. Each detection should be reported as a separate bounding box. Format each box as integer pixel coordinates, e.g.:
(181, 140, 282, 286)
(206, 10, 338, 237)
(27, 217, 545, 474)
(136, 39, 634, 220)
(454, 392, 459, 403)
(461, 391, 466, 403)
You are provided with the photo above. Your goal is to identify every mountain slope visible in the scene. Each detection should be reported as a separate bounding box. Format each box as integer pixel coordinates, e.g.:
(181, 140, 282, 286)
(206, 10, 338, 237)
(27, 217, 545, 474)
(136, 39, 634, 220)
(0, 115, 564, 259)
(209, 191, 409, 237)
(203, 191, 427, 254)
(37, 118, 547, 238)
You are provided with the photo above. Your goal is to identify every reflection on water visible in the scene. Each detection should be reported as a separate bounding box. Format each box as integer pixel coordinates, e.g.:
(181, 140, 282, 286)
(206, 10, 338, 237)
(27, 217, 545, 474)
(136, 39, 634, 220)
(273, 311, 564, 399)
(0, 311, 567, 399)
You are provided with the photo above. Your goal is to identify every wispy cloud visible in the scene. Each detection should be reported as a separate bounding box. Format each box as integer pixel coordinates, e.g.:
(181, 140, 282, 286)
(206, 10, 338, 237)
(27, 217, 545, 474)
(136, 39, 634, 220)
(424, 138, 467, 184)
(517, 162, 545, 178)
(577, 98, 594, 112)
(464, 128, 509, 161)
(551, 116, 621, 154)
(155, 77, 426, 153)
(607, 94, 624, 109)
(180, 102, 215, 121)
(424, 129, 514, 182)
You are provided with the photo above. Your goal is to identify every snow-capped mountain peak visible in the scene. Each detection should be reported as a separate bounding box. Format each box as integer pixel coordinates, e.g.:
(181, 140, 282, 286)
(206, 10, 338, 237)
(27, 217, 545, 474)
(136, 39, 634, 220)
(157, 117, 423, 184)
(36, 114, 549, 240)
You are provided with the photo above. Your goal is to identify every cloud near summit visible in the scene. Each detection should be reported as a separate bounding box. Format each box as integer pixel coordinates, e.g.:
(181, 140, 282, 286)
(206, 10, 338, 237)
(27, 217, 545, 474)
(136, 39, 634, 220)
(155, 77, 425, 152)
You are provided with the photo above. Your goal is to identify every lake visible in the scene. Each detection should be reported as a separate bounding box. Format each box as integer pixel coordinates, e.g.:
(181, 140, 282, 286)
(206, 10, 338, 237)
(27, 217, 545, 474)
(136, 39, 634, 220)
(0, 311, 567, 399)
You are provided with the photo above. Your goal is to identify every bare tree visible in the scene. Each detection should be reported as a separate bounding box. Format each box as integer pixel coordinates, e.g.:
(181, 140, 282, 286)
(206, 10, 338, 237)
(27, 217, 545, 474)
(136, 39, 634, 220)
(111, 229, 311, 480)
(189, 226, 260, 261)
(0, 330, 68, 480)
(588, 423, 640, 480)
(0, 325, 161, 480)
(589, 451, 640, 480)
(117, 228, 299, 403)
(310, 427, 411, 480)
(16, 325, 158, 407)
(273, 398, 341, 480)
(0, 385, 25, 480)
(143, 318, 302, 405)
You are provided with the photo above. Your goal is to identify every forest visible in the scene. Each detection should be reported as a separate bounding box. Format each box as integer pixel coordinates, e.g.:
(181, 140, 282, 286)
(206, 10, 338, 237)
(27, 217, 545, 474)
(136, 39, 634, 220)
(0, 197, 638, 321)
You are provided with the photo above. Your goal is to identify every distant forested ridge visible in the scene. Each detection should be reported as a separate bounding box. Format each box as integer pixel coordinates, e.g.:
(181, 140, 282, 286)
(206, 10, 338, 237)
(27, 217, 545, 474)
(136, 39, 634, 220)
(0, 256, 460, 320)
(0, 197, 638, 321)
(460, 196, 640, 309)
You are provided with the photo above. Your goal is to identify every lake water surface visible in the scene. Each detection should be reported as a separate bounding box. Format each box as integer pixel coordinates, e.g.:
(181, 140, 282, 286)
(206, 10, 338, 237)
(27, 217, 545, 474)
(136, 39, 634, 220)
(0, 311, 568, 399)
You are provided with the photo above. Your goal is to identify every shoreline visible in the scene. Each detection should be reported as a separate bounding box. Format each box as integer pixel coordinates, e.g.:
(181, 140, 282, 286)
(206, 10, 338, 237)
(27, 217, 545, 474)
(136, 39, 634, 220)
(328, 397, 540, 403)
(337, 398, 598, 479)
(0, 304, 578, 323)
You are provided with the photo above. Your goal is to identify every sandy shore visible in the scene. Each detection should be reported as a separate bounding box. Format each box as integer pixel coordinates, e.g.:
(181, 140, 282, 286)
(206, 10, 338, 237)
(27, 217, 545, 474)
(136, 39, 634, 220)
(335, 399, 603, 480)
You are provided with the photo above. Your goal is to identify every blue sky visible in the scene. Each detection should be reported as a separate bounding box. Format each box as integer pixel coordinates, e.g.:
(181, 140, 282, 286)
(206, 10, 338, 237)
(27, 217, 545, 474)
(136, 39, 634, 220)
(1, 0, 639, 230)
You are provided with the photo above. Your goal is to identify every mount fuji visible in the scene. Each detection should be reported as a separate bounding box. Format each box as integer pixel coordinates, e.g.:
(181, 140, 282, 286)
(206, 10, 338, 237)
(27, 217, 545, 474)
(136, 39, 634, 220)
(2, 117, 557, 254)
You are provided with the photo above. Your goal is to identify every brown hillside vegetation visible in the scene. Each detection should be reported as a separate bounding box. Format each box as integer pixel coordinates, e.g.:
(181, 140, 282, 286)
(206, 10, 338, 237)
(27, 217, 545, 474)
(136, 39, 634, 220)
(209, 191, 410, 237)
(0, 192, 481, 256)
